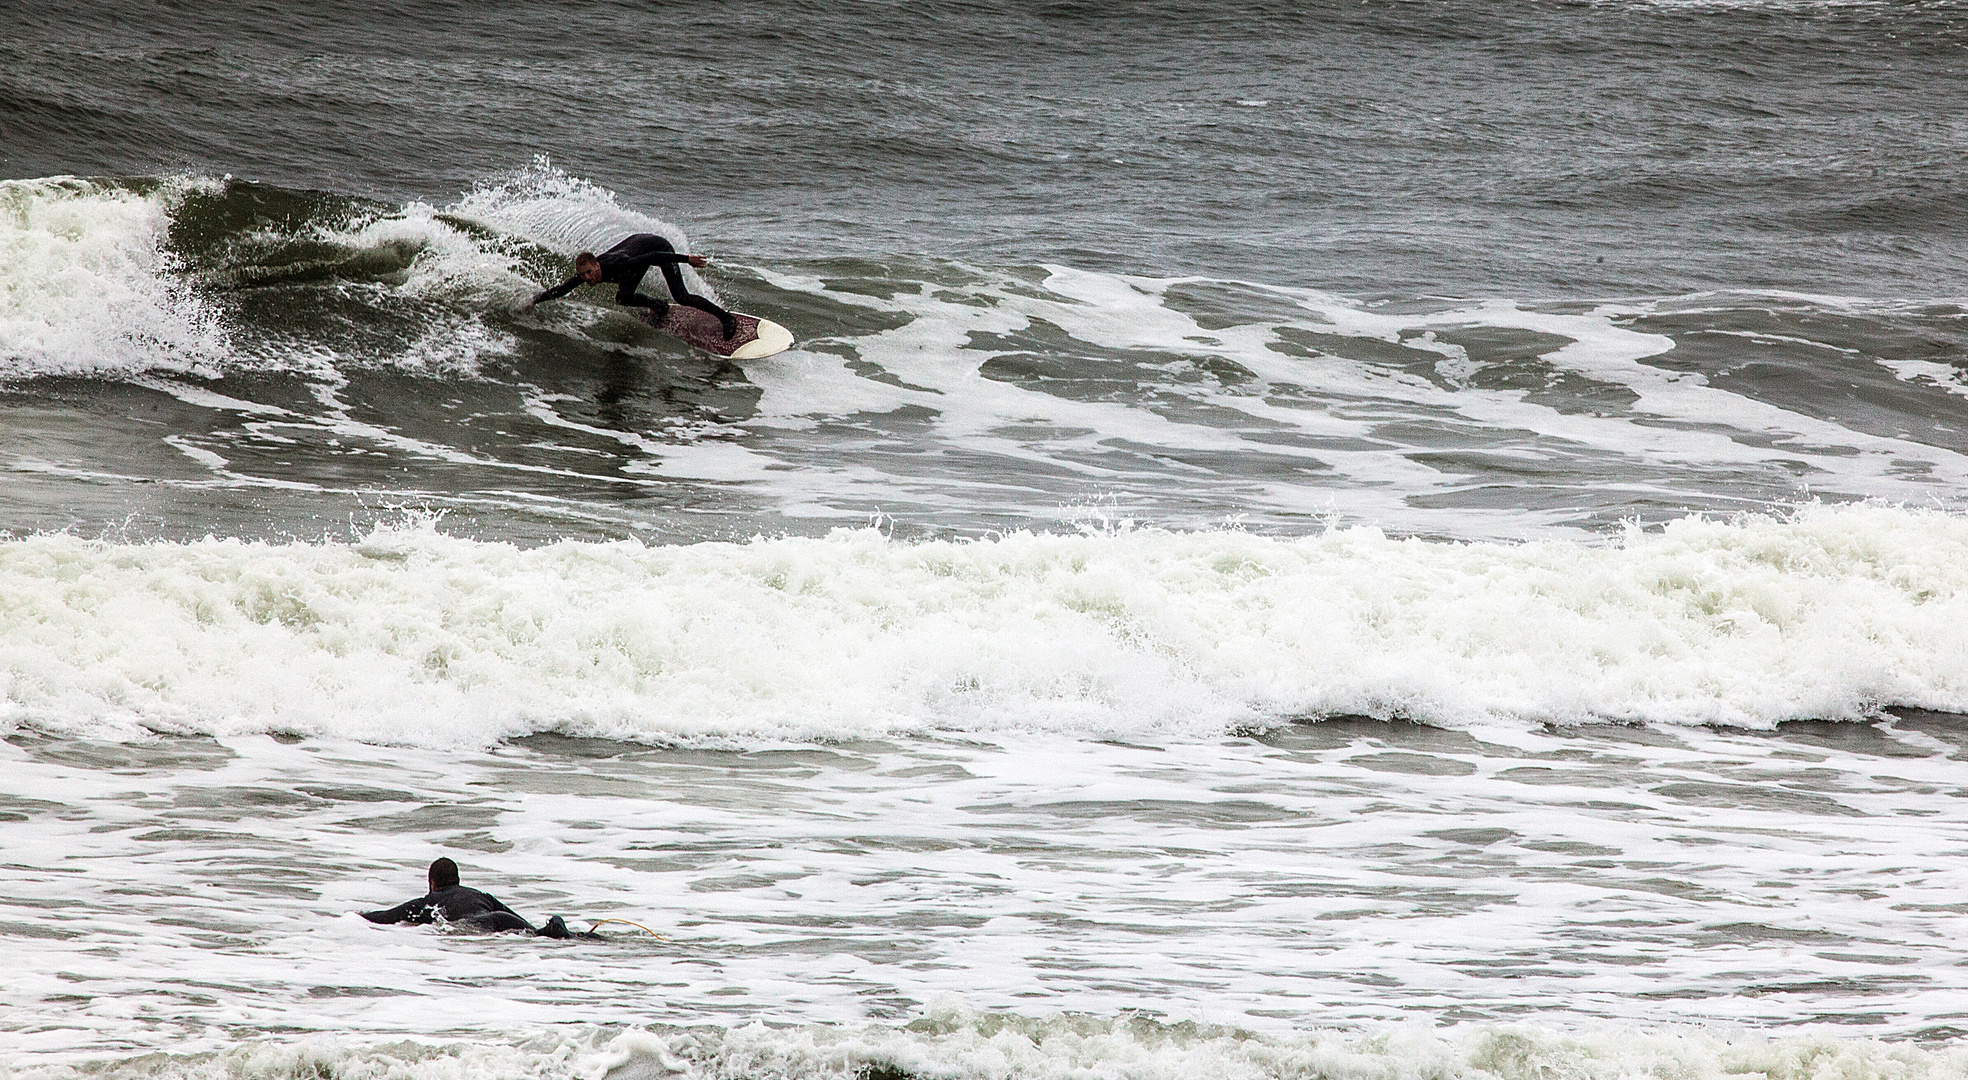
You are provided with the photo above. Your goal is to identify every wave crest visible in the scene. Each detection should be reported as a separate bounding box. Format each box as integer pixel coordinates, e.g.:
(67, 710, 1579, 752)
(2, 502, 1963, 748)
(0, 165, 718, 383)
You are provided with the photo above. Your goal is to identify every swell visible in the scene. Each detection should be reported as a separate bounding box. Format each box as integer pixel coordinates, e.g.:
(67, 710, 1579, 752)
(8, 165, 1968, 548)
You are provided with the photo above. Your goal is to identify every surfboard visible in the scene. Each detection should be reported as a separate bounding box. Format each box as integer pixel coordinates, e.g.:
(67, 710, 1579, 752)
(642, 304, 794, 360)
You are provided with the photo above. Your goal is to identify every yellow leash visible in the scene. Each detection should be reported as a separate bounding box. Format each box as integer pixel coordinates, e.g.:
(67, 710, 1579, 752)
(587, 918, 668, 940)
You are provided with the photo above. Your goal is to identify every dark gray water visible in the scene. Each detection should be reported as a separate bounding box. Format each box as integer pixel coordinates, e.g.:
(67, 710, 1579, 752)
(7, 0, 1968, 544)
(8, 0, 1968, 296)
(6, 2, 1968, 1077)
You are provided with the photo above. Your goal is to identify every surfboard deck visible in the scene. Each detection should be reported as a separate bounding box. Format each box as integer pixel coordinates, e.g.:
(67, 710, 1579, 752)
(642, 305, 793, 359)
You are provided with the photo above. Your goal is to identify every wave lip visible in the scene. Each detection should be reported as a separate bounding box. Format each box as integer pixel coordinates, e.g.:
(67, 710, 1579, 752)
(1, 501, 1963, 748)
(446, 157, 717, 300)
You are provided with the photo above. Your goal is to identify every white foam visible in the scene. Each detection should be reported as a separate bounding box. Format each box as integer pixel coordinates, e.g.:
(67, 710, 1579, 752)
(1617, 0, 1891, 9)
(446, 157, 717, 302)
(10, 1012, 1968, 1080)
(2, 502, 1963, 747)
(1877, 357, 1968, 400)
(316, 205, 538, 315)
(277, 164, 734, 372)
(1061, 270, 1968, 500)
(612, 1013, 1968, 1080)
(0, 177, 231, 380)
(742, 264, 1461, 532)
(11, 171, 1956, 546)
(0, 174, 537, 384)
(0, 164, 714, 386)
(8, 717, 1968, 1055)
(735, 264, 1968, 537)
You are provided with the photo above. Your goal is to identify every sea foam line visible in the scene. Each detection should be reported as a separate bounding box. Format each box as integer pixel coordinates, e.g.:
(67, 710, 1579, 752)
(0, 502, 1963, 747)
(10, 1013, 1968, 1080)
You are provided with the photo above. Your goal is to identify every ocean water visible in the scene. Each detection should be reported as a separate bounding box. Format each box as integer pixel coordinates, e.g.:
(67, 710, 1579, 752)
(6, 2, 1968, 1078)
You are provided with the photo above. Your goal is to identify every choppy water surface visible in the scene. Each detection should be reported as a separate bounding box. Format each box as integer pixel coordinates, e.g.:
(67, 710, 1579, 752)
(7, 0, 1968, 298)
(8, 716, 1968, 1060)
(5, 171, 1968, 544)
(7, 0, 1968, 1076)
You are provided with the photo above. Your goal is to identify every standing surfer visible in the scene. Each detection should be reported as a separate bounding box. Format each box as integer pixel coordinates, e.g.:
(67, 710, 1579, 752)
(531, 233, 739, 339)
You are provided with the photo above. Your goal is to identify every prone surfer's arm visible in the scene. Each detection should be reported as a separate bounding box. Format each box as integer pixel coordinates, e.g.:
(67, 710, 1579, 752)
(360, 898, 428, 924)
(531, 276, 583, 306)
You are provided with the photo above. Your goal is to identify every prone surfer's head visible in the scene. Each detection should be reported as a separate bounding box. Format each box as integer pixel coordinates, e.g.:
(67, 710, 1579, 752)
(574, 252, 602, 283)
(428, 857, 460, 892)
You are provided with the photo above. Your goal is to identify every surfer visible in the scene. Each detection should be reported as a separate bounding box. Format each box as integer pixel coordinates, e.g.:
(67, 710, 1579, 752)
(360, 857, 580, 938)
(530, 233, 739, 339)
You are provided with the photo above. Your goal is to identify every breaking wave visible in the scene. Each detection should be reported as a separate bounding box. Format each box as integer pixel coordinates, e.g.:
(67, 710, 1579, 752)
(0, 161, 712, 382)
(13, 1010, 1968, 1080)
(2, 501, 1963, 747)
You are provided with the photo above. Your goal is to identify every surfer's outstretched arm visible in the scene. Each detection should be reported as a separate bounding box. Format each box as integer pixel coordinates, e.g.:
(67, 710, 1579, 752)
(620, 253, 709, 277)
(630, 251, 701, 268)
(606, 233, 707, 270)
(531, 275, 583, 306)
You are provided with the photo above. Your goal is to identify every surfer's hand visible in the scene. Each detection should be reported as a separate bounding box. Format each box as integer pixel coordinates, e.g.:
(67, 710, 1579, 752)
(688, 255, 708, 268)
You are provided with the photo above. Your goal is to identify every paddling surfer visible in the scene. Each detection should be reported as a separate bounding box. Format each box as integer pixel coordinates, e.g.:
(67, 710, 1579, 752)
(530, 233, 739, 339)
(360, 857, 580, 938)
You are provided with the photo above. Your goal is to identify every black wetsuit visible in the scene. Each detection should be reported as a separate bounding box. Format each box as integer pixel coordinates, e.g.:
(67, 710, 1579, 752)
(361, 885, 572, 938)
(533, 233, 735, 335)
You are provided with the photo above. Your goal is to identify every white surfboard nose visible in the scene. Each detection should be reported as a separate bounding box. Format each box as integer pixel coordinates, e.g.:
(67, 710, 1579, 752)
(730, 318, 794, 360)
(642, 305, 794, 358)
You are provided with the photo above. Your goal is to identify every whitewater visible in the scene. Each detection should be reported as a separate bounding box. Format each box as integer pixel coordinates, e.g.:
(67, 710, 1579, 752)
(9, 0, 1968, 1076)
(3, 504, 1967, 745)
(10, 164, 1968, 1076)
